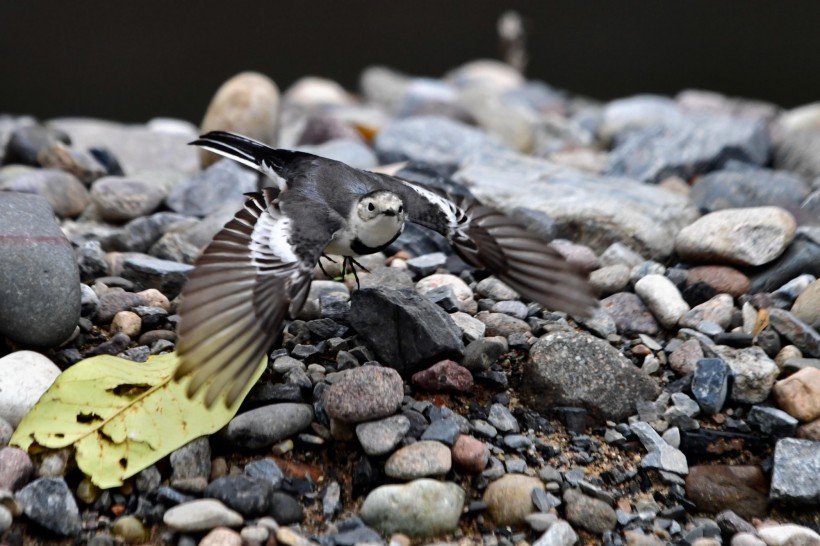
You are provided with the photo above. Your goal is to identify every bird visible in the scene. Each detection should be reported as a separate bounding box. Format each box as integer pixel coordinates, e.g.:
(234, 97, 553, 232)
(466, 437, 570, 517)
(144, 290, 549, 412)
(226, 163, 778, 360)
(174, 130, 598, 407)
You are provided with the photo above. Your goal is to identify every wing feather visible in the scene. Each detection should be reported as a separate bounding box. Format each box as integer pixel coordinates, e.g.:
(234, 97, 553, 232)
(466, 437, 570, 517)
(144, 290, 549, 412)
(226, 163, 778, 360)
(175, 188, 338, 407)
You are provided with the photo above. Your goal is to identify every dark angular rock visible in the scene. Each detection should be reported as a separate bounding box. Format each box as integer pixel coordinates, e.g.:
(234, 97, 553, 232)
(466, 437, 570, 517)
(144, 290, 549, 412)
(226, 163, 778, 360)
(747, 406, 799, 438)
(15, 477, 82, 536)
(691, 358, 731, 415)
(420, 418, 461, 446)
(204, 474, 271, 517)
(244, 458, 285, 490)
(767, 307, 820, 358)
(120, 255, 194, 299)
(349, 286, 464, 375)
(411, 359, 473, 393)
(424, 285, 460, 313)
(523, 331, 660, 422)
(749, 230, 820, 293)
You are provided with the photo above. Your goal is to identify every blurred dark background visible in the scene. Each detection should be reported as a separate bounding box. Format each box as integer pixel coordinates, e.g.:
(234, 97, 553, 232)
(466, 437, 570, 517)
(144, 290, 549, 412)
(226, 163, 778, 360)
(1, 1, 817, 124)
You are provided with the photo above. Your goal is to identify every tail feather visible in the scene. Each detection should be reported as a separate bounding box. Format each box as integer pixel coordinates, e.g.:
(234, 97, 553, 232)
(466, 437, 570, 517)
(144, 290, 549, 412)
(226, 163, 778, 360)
(190, 131, 305, 180)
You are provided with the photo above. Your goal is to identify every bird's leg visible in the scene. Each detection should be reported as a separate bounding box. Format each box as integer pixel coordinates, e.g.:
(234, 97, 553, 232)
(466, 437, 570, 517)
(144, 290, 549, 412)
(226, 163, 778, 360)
(343, 257, 371, 290)
(317, 254, 337, 279)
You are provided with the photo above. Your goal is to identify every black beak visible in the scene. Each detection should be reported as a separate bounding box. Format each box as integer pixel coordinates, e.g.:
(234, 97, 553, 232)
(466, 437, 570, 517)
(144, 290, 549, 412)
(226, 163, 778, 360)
(383, 210, 398, 217)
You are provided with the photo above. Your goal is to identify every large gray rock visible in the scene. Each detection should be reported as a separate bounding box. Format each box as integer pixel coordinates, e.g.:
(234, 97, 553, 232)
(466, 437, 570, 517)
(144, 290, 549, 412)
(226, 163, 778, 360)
(770, 438, 820, 505)
(523, 331, 660, 422)
(349, 287, 464, 375)
(605, 116, 769, 184)
(47, 117, 199, 175)
(165, 159, 258, 217)
(374, 115, 504, 164)
(454, 149, 697, 259)
(0, 192, 80, 347)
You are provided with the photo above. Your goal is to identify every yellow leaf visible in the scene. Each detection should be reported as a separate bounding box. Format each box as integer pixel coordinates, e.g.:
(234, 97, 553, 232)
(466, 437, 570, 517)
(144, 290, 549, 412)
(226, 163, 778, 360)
(10, 351, 265, 489)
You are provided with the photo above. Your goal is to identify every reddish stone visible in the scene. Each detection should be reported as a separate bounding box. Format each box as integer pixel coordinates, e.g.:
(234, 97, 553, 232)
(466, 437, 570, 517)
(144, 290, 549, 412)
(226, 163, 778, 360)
(411, 360, 473, 393)
(686, 266, 750, 297)
(685, 465, 768, 519)
(451, 435, 489, 473)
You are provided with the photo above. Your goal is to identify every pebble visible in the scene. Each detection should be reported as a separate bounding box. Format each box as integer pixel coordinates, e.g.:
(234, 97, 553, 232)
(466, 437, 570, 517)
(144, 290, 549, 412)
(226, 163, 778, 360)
(747, 406, 798, 437)
(451, 434, 490, 473)
(589, 263, 631, 296)
(0, 505, 10, 533)
(686, 265, 751, 297)
(770, 438, 820, 504)
(163, 499, 244, 532)
(204, 474, 271, 518)
(669, 338, 705, 375)
(226, 403, 314, 449)
(359, 479, 465, 537)
(713, 345, 779, 404)
(90, 176, 166, 222)
(630, 421, 689, 475)
(199, 527, 242, 546)
(768, 308, 820, 358)
(0, 351, 61, 427)
(691, 358, 731, 415)
(411, 359, 473, 392)
(1, 168, 90, 218)
(170, 437, 211, 482)
(415, 273, 475, 312)
(110, 310, 141, 337)
(475, 311, 531, 337)
(634, 274, 690, 329)
(487, 403, 519, 433)
(756, 524, 820, 546)
(449, 311, 487, 343)
(0, 447, 34, 491)
(563, 488, 617, 533)
(483, 474, 545, 526)
(111, 515, 149, 543)
(533, 520, 578, 546)
(420, 417, 461, 445)
(772, 367, 820, 422)
(680, 293, 734, 330)
(600, 292, 660, 336)
(462, 336, 507, 372)
(0, 193, 80, 347)
(15, 477, 82, 536)
(165, 159, 257, 216)
(525, 331, 660, 422)
(384, 440, 452, 479)
(325, 366, 403, 423)
(121, 255, 193, 299)
(791, 278, 820, 330)
(355, 415, 411, 456)
(675, 206, 797, 266)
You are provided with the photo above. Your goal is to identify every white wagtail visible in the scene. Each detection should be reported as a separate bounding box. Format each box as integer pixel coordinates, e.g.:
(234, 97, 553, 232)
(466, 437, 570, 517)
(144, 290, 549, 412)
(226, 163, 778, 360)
(174, 131, 597, 406)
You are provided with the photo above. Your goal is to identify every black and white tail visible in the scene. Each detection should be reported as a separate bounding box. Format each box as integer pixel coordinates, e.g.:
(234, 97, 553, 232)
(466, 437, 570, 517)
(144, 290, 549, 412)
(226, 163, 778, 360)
(191, 131, 307, 185)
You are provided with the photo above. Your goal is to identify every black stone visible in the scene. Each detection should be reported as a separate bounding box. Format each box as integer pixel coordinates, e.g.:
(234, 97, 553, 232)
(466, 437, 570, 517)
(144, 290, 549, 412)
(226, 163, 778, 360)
(349, 286, 464, 375)
(691, 358, 730, 415)
(246, 382, 305, 407)
(268, 491, 303, 524)
(204, 474, 271, 517)
(244, 458, 284, 490)
(352, 456, 383, 498)
(307, 318, 343, 339)
(154, 486, 195, 506)
(682, 281, 719, 308)
(424, 285, 460, 313)
(712, 332, 754, 348)
(401, 409, 429, 439)
(553, 407, 588, 434)
(89, 147, 125, 175)
(320, 294, 350, 322)
(679, 429, 768, 462)
(749, 231, 820, 293)
(747, 406, 799, 438)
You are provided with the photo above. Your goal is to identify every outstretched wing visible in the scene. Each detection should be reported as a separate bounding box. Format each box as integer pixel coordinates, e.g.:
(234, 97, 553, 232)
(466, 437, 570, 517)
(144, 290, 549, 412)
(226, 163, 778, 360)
(174, 188, 341, 407)
(375, 174, 598, 317)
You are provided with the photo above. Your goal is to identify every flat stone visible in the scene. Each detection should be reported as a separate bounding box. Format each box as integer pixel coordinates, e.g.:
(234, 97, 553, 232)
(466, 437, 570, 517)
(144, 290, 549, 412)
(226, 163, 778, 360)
(631, 421, 689, 475)
(120, 255, 193, 299)
(384, 440, 452, 479)
(533, 520, 578, 546)
(355, 415, 411, 456)
(90, 176, 166, 222)
(226, 403, 314, 449)
(163, 499, 244, 532)
(770, 438, 820, 505)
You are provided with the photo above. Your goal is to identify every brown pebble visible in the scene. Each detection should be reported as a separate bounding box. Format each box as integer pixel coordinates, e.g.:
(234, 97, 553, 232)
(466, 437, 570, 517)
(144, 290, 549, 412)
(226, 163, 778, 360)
(772, 367, 820, 422)
(686, 265, 750, 297)
(411, 359, 474, 393)
(685, 465, 768, 519)
(451, 435, 490, 473)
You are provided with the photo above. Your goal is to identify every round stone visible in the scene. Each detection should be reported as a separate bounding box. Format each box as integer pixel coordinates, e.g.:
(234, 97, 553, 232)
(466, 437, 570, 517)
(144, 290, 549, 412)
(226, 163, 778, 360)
(90, 176, 167, 222)
(384, 441, 452, 479)
(483, 474, 544, 526)
(324, 366, 403, 423)
(0, 351, 61, 427)
(359, 479, 465, 537)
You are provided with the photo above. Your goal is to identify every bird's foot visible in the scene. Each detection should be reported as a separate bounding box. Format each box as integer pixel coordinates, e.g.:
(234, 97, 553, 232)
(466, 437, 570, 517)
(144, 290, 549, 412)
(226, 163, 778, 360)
(318, 254, 337, 278)
(341, 256, 370, 289)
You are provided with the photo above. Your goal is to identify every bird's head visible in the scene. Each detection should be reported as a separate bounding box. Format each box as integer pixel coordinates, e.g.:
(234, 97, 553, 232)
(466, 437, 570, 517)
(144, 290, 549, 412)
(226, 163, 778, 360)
(357, 190, 405, 223)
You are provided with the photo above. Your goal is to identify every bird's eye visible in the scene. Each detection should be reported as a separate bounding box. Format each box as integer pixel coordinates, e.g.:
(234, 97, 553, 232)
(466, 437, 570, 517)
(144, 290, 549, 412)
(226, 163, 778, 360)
(368, 202, 375, 211)
(398, 205, 403, 213)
